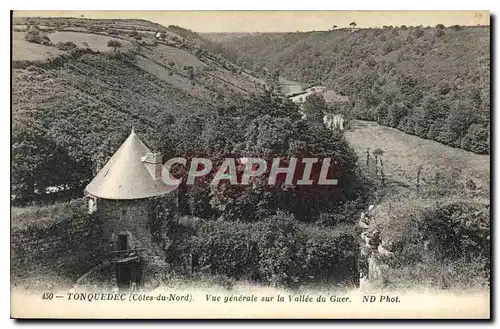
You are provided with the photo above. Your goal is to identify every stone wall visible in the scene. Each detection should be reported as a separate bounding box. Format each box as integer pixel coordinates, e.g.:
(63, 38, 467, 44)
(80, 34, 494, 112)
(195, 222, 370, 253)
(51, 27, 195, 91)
(11, 194, 178, 289)
(11, 207, 105, 285)
(96, 198, 154, 253)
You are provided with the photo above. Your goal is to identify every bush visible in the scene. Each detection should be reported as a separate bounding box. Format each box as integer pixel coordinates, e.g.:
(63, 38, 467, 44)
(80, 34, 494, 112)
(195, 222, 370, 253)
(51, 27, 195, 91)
(56, 41, 78, 51)
(419, 202, 490, 261)
(191, 219, 259, 280)
(255, 212, 308, 286)
(107, 39, 122, 51)
(25, 29, 52, 46)
(188, 211, 358, 287)
(413, 28, 425, 38)
(434, 29, 445, 38)
(379, 200, 490, 289)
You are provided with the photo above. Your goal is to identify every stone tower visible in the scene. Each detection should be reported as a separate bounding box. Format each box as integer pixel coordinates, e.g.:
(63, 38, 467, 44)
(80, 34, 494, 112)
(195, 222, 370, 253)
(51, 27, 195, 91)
(84, 129, 177, 290)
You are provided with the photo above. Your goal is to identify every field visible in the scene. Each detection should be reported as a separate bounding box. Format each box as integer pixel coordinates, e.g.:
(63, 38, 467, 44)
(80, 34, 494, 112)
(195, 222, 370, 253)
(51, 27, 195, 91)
(279, 78, 303, 95)
(346, 120, 490, 191)
(48, 31, 133, 52)
(12, 32, 64, 61)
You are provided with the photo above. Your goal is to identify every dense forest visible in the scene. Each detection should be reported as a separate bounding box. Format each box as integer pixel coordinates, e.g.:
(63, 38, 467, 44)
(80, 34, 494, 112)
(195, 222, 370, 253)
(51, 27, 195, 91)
(211, 25, 491, 154)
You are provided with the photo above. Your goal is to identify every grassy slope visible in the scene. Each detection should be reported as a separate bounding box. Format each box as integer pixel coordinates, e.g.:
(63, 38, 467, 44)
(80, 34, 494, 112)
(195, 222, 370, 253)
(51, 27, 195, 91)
(12, 32, 64, 61)
(346, 120, 490, 190)
(12, 17, 266, 177)
(345, 119, 489, 289)
(48, 31, 134, 52)
(345, 119, 489, 224)
(13, 17, 266, 102)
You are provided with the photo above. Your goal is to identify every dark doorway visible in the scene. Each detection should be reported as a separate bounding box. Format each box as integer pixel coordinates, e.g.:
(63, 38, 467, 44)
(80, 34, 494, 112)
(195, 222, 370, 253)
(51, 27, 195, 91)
(115, 261, 142, 291)
(116, 264, 131, 289)
(118, 234, 128, 251)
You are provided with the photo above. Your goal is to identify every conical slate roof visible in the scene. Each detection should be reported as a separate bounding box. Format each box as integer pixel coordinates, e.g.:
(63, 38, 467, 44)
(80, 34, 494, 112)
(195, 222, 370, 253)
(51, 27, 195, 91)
(85, 130, 176, 200)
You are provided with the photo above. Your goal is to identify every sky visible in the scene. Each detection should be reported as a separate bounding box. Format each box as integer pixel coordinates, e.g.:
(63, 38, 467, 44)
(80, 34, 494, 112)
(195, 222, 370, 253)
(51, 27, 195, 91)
(13, 10, 490, 33)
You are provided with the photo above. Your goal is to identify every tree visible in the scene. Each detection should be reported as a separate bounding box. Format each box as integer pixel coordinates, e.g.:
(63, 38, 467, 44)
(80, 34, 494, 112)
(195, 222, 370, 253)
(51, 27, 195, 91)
(11, 115, 89, 203)
(434, 29, 445, 38)
(25, 29, 52, 46)
(413, 28, 425, 38)
(107, 39, 122, 52)
(372, 148, 385, 186)
(302, 93, 328, 125)
(416, 165, 423, 193)
(349, 22, 357, 28)
(56, 41, 77, 51)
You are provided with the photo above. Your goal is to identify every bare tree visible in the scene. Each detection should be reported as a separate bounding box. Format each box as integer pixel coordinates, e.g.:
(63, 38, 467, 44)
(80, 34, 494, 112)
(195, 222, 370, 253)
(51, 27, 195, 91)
(416, 165, 423, 194)
(373, 148, 384, 176)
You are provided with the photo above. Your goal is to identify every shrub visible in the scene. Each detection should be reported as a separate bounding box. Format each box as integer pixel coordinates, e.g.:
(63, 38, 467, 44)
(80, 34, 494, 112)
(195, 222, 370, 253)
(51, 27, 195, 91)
(434, 29, 445, 38)
(56, 41, 78, 51)
(25, 29, 52, 46)
(107, 39, 122, 51)
(255, 212, 308, 286)
(413, 28, 425, 38)
(420, 202, 490, 261)
(191, 219, 259, 280)
(187, 211, 358, 287)
(379, 199, 490, 289)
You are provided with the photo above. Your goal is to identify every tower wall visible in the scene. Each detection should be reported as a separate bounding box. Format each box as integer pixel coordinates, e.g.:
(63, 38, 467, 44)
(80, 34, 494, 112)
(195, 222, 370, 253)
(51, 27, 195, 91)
(94, 198, 155, 253)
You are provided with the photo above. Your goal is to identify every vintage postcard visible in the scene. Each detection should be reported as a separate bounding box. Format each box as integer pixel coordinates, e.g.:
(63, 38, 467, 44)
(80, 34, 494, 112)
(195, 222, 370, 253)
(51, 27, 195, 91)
(10, 10, 490, 319)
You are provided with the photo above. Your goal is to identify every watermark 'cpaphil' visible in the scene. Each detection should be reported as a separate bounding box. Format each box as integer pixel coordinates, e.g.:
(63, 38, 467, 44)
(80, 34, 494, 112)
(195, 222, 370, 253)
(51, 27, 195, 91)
(162, 157, 339, 189)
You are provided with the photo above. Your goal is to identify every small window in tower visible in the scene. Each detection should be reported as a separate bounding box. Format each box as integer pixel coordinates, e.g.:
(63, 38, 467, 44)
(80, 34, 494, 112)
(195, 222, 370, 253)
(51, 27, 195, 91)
(122, 209, 127, 216)
(88, 197, 97, 214)
(118, 234, 128, 251)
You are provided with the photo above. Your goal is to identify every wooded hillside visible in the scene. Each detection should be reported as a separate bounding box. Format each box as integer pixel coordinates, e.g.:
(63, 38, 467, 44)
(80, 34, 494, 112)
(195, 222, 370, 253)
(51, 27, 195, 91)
(12, 17, 265, 202)
(210, 25, 490, 154)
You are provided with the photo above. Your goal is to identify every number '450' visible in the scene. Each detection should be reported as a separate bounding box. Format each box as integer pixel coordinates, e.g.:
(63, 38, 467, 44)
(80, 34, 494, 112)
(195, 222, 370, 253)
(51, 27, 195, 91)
(41, 293, 53, 300)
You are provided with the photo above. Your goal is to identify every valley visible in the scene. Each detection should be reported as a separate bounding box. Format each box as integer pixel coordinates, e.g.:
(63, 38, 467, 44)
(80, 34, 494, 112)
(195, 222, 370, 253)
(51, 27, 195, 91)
(11, 15, 490, 295)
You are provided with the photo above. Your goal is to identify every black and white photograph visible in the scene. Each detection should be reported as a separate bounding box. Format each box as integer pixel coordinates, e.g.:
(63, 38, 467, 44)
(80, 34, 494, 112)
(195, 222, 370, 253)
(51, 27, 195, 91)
(9, 10, 491, 319)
